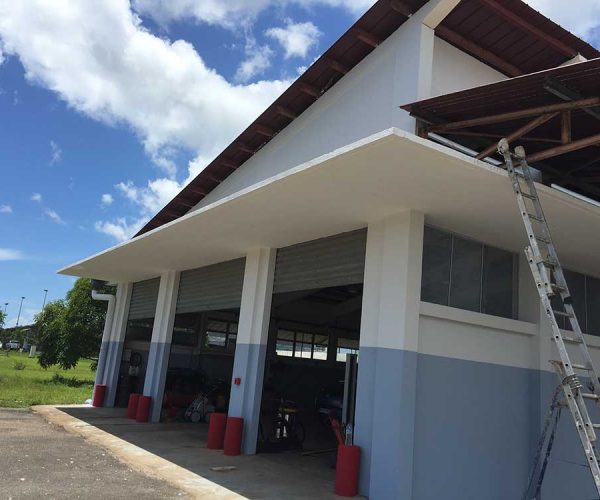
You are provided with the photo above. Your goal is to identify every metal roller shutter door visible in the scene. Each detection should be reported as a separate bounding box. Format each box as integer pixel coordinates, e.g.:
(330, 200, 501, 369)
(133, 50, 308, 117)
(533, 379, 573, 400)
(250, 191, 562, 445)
(273, 229, 367, 294)
(176, 258, 246, 314)
(128, 278, 160, 320)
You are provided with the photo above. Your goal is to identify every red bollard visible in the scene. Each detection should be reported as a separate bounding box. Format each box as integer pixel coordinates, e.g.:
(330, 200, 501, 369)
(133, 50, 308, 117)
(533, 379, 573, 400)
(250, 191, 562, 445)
(136, 395, 152, 423)
(223, 416, 244, 456)
(335, 444, 360, 497)
(92, 384, 107, 407)
(127, 393, 141, 419)
(207, 412, 227, 450)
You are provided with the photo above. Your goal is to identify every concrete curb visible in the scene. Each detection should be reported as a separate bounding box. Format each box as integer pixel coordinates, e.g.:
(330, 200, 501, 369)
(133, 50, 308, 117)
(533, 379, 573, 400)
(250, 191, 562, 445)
(32, 405, 247, 500)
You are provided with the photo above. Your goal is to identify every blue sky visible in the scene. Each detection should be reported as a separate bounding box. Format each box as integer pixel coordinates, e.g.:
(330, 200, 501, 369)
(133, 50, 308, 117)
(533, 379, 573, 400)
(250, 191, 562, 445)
(0, 1, 599, 327)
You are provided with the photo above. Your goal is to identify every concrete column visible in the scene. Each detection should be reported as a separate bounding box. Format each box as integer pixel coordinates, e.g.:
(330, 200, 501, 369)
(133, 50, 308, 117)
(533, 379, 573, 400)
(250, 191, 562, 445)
(229, 248, 276, 454)
(103, 282, 133, 407)
(143, 270, 180, 423)
(354, 210, 424, 499)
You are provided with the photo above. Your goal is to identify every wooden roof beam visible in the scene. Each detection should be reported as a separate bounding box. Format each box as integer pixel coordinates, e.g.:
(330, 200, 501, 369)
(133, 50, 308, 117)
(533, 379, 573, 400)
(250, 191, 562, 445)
(476, 112, 558, 160)
(298, 82, 320, 97)
(389, 0, 412, 17)
(527, 132, 600, 164)
(436, 25, 523, 77)
(352, 27, 380, 48)
(427, 96, 600, 133)
(275, 105, 297, 119)
(254, 124, 276, 137)
(477, 0, 577, 59)
(324, 58, 350, 75)
(237, 143, 255, 154)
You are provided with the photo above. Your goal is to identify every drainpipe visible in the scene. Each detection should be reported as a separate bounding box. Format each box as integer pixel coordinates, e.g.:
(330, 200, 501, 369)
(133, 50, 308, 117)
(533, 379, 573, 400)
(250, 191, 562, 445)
(91, 280, 116, 388)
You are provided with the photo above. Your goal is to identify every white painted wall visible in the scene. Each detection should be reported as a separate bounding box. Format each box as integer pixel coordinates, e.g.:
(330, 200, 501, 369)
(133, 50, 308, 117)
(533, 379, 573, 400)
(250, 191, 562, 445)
(191, 2, 505, 212)
(430, 36, 506, 97)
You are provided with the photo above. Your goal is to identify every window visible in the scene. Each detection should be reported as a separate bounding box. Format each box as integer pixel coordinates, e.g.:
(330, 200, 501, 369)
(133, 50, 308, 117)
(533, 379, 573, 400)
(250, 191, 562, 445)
(204, 319, 238, 352)
(421, 226, 517, 319)
(275, 329, 329, 360)
(552, 270, 600, 336)
(336, 338, 358, 362)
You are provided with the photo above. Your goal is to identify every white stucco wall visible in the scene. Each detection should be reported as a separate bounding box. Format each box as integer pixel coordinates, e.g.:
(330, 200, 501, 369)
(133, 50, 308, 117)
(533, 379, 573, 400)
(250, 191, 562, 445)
(190, 2, 504, 212)
(430, 36, 506, 96)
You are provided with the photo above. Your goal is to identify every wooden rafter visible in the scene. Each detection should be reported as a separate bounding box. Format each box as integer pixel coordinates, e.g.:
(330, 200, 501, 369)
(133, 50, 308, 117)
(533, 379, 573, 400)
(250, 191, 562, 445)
(389, 0, 412, 17)
(427, 97, 600, 133)
(436, 25, 523, 77)
(526, 133, 600, 163)
(446, 130, 561, 144)
(477, 0, 577, 59)
(352, 27, 380, 47)
(475, 113, 558, 160)
(275, 105, 297, 119)
(561, 111, 572, 144)
(298, 82, 320, 97)
(324, 58, 350, 75)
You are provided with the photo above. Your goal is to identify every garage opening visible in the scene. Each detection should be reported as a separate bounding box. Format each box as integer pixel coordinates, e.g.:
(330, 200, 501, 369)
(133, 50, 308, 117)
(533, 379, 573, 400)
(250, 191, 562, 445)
(115, 277, 160, 407)
(259, 230, 366, 456)
(161, 258, 245, 421)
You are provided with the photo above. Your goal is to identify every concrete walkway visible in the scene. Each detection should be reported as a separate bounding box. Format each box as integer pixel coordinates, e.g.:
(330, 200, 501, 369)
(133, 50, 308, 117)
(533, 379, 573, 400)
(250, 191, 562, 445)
(0, 408, 185, 499)
(34, 405, 350, 500)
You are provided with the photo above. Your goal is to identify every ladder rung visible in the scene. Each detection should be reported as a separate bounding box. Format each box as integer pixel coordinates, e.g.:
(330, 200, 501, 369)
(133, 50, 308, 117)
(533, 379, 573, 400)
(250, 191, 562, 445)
(553, 310, 574, 318)
(527, 213, 544, 223)
(593, 424, 600, 429)
(573, 363, 592, 371)
(551, 284, 567, 294)
(552, 360, 592, 371)
(582, 393, 599, 401)
(558, 335, 583, 344)
(521, 192, 538, 201)
(535, 235, 552, 245)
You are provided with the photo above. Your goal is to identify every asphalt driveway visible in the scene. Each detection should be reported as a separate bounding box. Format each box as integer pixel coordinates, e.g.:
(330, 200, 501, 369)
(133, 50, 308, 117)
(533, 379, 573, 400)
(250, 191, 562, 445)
(0, 408, 185, 499)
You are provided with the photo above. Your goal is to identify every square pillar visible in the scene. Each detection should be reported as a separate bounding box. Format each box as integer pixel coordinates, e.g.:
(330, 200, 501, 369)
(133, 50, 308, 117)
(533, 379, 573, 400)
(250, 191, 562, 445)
(143, 270, 180, 423)
(229, 248, 276, 454)
(103, 282, 133, 407)
(354, 211, 424, 498)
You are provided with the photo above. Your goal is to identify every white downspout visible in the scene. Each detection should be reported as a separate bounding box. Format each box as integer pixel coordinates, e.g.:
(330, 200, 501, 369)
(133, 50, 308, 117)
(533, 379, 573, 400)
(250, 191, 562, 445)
(92, 289, 116, 387)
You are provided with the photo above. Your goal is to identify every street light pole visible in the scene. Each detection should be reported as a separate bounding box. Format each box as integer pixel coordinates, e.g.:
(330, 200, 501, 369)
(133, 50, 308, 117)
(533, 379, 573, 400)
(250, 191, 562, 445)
(42, 289, 48, 310)
(16, 297, 25, 327)
(3, 303, 7, 314)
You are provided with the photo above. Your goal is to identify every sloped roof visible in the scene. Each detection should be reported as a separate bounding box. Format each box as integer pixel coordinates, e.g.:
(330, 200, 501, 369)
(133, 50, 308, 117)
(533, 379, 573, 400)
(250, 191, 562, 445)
(137, 0, 599, 237)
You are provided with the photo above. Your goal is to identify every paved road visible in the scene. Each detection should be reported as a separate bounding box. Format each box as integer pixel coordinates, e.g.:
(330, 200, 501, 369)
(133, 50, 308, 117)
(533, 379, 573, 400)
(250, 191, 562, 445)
(0, 408, 186, 499)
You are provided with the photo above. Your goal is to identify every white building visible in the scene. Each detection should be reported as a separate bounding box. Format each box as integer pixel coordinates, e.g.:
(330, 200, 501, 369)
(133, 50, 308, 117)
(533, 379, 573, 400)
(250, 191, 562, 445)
(61, 1, 600, 498)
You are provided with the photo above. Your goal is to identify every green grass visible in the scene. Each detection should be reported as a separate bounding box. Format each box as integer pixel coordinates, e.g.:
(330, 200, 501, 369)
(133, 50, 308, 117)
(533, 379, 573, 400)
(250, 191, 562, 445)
(0, 351, 96, 408)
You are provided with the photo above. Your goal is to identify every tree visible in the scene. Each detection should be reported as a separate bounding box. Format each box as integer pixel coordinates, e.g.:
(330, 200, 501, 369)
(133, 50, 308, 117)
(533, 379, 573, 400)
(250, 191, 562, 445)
(0, 309, 5, 329)
(36, 278, 114, 369)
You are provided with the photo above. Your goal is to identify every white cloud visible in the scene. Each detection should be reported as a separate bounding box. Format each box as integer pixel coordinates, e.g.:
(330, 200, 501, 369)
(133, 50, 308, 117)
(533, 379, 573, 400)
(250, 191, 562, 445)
(266, 21, 322, 59)
(100, 193, 114, 206)
(0, 1, 290, 176)
(95, 217, 147, 242)
(235, 38, 274, 82)
(30, 193, 42, 203)
(132, 0, 374, 28)
(0, 248, 24, 260)
(524, 1, 600, 39)
(49, 140, 62, 165)
(0, 204, 12, 213)
(44, 208, 65, 225)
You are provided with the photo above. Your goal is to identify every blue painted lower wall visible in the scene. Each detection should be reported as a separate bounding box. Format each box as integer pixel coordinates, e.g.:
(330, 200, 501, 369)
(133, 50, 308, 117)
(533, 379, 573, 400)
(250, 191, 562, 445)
(103, 340, 124, 407)
(143, 341, 171, 422)
(355, 348, 600, 500)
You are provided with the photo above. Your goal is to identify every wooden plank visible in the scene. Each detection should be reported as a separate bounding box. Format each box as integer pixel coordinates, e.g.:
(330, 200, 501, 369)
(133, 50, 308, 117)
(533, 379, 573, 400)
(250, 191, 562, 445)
(436, 25, 523, 77)
(561, 111, 572, 144)
(237, 143, 255, 154)
(298, 82, 320, 97)
(352, 27, 380, 47)
(527, 133, 600, 163)
(476, 113, 558, 159)
(447, 130, 561, 144)
(324, 58, 350, 75)
(389, 0, 412, 17)
(428, 97, 600, 133)
(477, 0, 577, 58)
(275, 105, 298, 119)
(254, 124, 275, 137)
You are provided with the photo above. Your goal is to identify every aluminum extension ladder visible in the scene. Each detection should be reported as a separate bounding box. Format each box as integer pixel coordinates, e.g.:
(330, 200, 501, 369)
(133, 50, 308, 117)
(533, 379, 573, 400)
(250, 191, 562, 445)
(498, 139, 600, 498)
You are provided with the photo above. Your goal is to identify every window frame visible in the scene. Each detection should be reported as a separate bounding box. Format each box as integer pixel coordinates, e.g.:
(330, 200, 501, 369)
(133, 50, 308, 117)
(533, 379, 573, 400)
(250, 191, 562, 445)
(421, 225, 519, 320)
